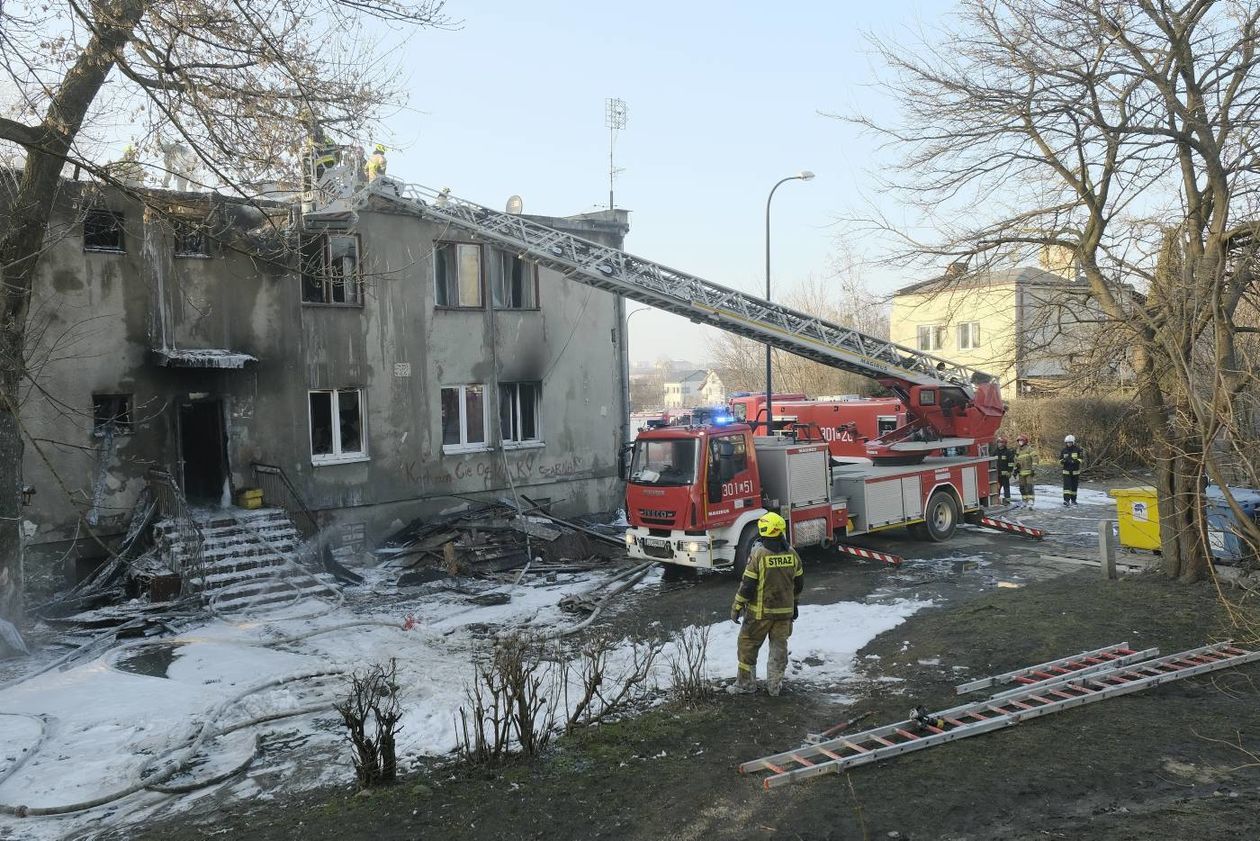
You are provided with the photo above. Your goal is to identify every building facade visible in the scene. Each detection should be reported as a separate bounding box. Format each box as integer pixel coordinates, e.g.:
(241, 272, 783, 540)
(22, 180, 630, 592)
(662, 369, 725, 409)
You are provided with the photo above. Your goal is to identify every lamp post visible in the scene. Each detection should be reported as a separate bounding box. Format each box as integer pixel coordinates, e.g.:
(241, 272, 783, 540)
(764, 170, 815, 435)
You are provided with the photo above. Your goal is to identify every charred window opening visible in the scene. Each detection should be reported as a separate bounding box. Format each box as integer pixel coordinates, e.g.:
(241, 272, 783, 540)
(174, 218, 209, 257)
(500, 382, 541, 444)
(309, 388, 366, 464)
(301, 234, 362, 305)
(492, 250, 538, 309)
(84, 209, 125, 252)
(441, 384, 487, 452)
(92, 394, 133, 436)
(435, 243, 483, 308)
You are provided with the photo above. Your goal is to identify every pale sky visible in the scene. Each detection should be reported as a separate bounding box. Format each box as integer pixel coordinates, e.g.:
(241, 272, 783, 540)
(384, 0, 957, 363)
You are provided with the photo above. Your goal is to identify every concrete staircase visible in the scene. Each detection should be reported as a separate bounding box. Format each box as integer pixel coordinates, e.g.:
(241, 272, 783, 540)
(153, 507, 338, 613)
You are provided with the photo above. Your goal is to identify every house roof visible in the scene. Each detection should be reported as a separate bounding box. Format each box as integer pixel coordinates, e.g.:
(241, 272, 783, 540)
(893, 266, 1074, 297)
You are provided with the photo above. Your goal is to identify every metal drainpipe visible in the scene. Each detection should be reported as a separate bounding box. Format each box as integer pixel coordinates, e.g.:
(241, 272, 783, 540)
(617, 293, 630, 452)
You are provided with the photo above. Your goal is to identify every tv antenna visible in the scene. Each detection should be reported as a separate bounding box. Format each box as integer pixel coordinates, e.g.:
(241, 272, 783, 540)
(605, 97, 628, 210)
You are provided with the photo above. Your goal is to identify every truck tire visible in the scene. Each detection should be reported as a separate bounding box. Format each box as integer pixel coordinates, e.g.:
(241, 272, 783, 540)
(733, 524, 758, 574)
(923, 490, 960, 542)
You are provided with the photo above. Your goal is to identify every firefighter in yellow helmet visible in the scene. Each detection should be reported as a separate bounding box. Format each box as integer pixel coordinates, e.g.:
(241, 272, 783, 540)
(366, 143, 387, 182)
(730, 511, 803, 696)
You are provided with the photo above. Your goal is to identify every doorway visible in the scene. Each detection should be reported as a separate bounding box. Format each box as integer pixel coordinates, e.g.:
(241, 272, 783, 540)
(178, 399, 229, 504)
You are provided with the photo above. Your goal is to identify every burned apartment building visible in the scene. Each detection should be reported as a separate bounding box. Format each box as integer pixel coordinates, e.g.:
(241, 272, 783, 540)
(21, 179, 630, 594)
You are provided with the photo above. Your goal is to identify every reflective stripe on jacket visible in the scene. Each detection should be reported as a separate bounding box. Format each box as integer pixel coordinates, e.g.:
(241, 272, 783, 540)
(1014, 448, 1036, 477)
(995, 446, 1016, 477)
(1060, 445, 1083, 475)
(734, 539, 803, 620)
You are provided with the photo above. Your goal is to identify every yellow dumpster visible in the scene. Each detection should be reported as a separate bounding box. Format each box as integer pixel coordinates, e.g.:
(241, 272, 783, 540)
(1108, 486, 1161, 551)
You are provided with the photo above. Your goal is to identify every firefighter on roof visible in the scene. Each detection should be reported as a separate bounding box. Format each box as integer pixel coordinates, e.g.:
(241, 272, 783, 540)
(366, 143, 388, 181)
(730, 512, 803, 696)
(1060, 435, 1083, 506)
(994, 435, 1015, 504)
(1014, 434, 1037, 509)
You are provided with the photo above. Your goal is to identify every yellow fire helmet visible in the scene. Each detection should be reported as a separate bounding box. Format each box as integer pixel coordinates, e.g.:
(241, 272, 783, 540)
(757, 512, 787, 538)
(373, 143, 387, 154)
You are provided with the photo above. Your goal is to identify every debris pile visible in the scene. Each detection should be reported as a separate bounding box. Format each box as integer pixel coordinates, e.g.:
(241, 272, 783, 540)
(378, 499, 628, 586)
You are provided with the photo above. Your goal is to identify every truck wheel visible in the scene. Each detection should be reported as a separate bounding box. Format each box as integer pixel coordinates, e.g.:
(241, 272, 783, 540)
(923, 490, 960, 542)
(733, 524, 758, 574)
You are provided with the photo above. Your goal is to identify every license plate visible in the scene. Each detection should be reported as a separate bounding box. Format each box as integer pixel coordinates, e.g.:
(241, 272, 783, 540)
(641, 537, 669, 549)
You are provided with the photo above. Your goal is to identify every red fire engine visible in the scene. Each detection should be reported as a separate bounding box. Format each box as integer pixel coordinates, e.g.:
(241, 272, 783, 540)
(728, 393, 906, 460)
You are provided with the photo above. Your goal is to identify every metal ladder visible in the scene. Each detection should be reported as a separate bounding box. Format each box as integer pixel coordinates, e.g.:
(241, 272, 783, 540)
(740, 641, 1260, 789)
(321, 179, 994, 391)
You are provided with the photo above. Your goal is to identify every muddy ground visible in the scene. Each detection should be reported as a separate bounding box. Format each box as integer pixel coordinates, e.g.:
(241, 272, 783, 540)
(118, 498, 1260, 841)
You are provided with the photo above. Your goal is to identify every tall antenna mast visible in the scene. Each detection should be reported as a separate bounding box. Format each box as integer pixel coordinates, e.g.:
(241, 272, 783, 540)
(605, 97, 628, 210)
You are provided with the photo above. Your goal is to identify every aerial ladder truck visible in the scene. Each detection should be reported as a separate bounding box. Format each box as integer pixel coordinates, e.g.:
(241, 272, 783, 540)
(305, 173, 1013, 572)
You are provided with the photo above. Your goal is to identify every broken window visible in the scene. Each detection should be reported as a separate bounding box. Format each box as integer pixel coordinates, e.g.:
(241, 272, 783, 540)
(440, 384, 487, 452)
(173, 218, 209, 257)
(309, 388, 366, 463)
(434, 243, 483, 308)
(92, 394, 133, 436)
(916, 324, 945, 352)
(301, 234, 362, 304)
(500, 382, 541, 444)
(491, 250, 538, 309)
(84, 209, 125, 252)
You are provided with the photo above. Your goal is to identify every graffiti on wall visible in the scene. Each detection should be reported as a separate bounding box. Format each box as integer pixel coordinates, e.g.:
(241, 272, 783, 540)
(420, 451, 589, 489)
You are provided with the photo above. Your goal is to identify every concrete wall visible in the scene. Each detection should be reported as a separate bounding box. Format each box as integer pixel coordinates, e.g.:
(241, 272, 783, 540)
(21, 181, 629, 590)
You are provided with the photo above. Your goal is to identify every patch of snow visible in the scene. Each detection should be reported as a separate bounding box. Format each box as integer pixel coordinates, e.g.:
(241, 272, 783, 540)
(1034, 485, 1115, 506)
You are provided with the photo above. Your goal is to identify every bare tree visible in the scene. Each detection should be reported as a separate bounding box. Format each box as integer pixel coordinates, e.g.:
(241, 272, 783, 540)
(0, 0, 451, 620)
(708, 270, 890, 397)
(856, 0, 1260, 581)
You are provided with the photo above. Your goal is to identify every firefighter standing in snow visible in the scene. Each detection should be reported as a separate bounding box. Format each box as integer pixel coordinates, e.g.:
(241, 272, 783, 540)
(1014, 434, 1037, 508)
(993, 436, 1015, 504)
(1060, 435, 1084, 506)
(730, 512, 803, 696)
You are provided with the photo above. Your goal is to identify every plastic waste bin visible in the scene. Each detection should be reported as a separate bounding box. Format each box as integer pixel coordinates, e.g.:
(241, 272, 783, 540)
(1108, 487, 1161, 551)
(1203, 485, 1260, 563)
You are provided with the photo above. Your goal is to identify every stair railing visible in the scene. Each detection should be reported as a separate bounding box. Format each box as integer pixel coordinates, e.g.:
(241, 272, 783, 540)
(146, 468, 207, 593)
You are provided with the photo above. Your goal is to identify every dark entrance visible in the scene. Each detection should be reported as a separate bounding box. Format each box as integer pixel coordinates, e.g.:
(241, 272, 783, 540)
(178, 399, 228, 504)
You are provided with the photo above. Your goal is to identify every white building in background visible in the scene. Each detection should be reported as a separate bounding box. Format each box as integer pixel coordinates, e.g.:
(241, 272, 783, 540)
(662, 369, 725, 409)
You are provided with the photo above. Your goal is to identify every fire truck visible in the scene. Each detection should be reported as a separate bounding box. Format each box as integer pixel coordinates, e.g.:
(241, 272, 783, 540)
(306, 178, 1014, 571)
(727, 393, 906, 460)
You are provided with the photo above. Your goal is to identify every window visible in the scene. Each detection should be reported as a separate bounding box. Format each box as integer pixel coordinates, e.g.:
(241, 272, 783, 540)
(309, 388, 366, 464)
(708, 434, 748, 474)
(628, 438, 697, 486)
(84, 209, 125, 252)
(500, 382, 541, 445)
(441, 384, 488, 452)
(435, 243, 483, 308)
(491, 250, 538, 309)
(174, 219, 209, 258)
(92, 394, 133, 436)
(302, 234, 362, 304)
(916, 324, 945, 351)
(957, 322, 981, 350)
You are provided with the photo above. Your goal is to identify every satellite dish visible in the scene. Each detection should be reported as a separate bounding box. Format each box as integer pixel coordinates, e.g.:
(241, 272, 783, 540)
(506, 195, 524, 214)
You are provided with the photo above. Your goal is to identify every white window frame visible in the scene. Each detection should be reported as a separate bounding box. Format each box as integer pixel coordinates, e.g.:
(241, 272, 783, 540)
(957, 321, 981, 350)
(441, 383, 492, 454)
(917, 324, 945, 351)
(500, 382, 544, 449)
(309, 388, 369, 466)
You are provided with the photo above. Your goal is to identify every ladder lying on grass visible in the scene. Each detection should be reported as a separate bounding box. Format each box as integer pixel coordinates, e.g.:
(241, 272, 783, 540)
(740, 641, 1260, 789)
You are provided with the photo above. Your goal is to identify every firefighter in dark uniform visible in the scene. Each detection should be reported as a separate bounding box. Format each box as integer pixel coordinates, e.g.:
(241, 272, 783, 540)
(730, 512, 803, 696)
(994, 435, 1015, 504)
(1060, 434, 1084, 506)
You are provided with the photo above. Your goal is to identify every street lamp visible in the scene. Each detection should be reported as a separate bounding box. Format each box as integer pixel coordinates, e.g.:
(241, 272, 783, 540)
(765, 170, 814, 435)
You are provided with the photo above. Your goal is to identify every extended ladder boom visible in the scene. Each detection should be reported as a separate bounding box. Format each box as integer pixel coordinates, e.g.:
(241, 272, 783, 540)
(341, 181, 995, 393)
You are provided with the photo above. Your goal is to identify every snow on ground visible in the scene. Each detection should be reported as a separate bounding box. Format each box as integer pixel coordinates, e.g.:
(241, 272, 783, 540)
(0, 572, 930, 841)
(1034, 485, 1116, 506)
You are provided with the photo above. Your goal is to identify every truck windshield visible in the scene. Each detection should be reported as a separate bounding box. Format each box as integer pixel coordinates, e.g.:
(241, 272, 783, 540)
(628, 439, 697, 486)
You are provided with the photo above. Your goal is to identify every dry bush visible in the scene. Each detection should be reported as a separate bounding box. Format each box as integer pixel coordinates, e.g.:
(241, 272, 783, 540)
(457, 634, 555, 764)
(334, 659, 402, 789)
(1002, 395, 1152, 474)
(668, 623, 713, 706)
(559, 632, 663, 730)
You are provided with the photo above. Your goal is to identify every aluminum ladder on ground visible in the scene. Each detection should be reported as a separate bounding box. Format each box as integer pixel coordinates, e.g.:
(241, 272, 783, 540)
(341, 180, 994, 392)
(740, 641, 1260, 789)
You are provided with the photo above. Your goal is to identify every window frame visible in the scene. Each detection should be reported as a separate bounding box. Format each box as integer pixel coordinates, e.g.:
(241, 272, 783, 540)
(441, 383, 492, 454)
(916, 324, 946, 352)
(173, 218, 211, 259)
(301, 232, 363, 307)
(83, 209, 126, 253)
(434, 242, 485, 309)
(957, 321, 981, 350)
(491, 249, 540, 310)
(500, 381, 543, 448)
(92, 393, 134, 437)
(308, 387, 369, 466)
